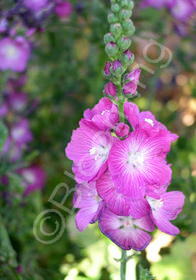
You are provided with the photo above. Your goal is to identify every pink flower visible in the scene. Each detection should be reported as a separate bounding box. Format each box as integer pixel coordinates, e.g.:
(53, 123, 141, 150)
(83, 97, 119, 130)
(108, 129, 172, 198)
(124, 101, 178, 141)
(55, 1, 73, 19)
(96, 170, 149, 217)
(123, 68, 141, 96)
(24, 0, 48, 12)
(17, 165, 46, 195)
(0, 37, 30, 72)
(73, 181, 103, 231)
(146, 187, 185, 235)
(10, 119, 33, 146)
(98, 207, 154, 251)
(65, 120, 113, 183)
(105, 82, 117, 97)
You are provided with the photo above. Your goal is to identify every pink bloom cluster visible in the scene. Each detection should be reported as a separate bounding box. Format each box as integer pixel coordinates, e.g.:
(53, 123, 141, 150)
(65, 98, 185, 251)
(140, 0, 196, 22)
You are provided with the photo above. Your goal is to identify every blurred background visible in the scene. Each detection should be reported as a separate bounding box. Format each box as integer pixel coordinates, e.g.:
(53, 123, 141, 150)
(0, 0, 196, 279)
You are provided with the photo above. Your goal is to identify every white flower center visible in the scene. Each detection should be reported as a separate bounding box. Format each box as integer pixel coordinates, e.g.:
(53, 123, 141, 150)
(12, 127, 25, 139)
(119, 217, 134, 229)
(147, 197, 163, 211)
(145, 118, 154, 126)
(23, 170, 35, 184)
(127, 151, 144, 168)
(4, 45, 18, 59)
(90, 145, 109, 161)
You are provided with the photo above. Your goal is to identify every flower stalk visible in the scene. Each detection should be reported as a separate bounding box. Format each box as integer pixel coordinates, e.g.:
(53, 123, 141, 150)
(120, 249, 127, 280)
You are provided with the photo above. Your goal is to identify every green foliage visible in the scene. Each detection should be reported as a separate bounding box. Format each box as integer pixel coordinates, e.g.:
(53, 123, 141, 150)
(0, 121, 8, 152)
(138, 265, 155, 280)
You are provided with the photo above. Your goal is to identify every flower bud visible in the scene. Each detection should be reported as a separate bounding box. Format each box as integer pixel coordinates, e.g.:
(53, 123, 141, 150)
(105, 42, 119, 57)
(104, 61, 112, 76)
(122, 19, 135, 36)
(105, 82, 117, 97)
(107, 12, 118, 24)
(110, 23, 122, 39)
(120, 0, 134, 9)
(120, 50, 134, 66)
(115, 122, 129, 138)
(111, 4, 120, 13)
(119, 9, 132, 21)
(111, 60, 123, 77)
(104, 33, 116, 45)
(117, 37, 131, 51)
(123, 68, 141, 96)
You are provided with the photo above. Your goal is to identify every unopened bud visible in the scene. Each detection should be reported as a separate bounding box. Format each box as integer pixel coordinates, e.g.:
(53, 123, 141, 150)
(115, 122, 129, 137)
(119, 9, 132, 21)
(105, 82, 117, 97)
(117, 37, 131, 51)
(104, 33, 116, 45)
(104, 61, 112, 76)
(120, 50, 134, 66)
(122, 19, 135, 36)
(111, 4, 121, 13)
(108, 12, 118, 24)
(111, 60, 123, 77)
(120, 0, 134, 9)
(123, 68, 141, 96)
(110, 23, 122, 39)
(105, 42, 119, 57)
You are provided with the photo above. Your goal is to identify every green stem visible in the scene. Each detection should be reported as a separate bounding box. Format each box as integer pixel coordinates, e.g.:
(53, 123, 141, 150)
(120, 249, 127, 280)
(116, 83, 125, 122)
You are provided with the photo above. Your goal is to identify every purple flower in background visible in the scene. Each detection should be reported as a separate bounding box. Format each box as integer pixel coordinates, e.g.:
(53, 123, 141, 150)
(140, 0, 167, 9)
(17, 165, 46, 195)
(55, 1, 73, 19)
(24, 0, 48, 12)
(10, 119, 33, 145)
(2, 137, 22, 163)
(140, 0, 195, 22)
(73, 181, 103, 231)
(170, 0, 195, 22)
(0, 37, 30, 72)
(0, 102, 8, 118)
(0, 18, 8, 33)
(8, 92, 28, 113)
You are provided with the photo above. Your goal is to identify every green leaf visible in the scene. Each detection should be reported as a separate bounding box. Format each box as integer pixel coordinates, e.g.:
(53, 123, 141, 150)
(139, 265, 156, 280)
(0, 121, 8, 152)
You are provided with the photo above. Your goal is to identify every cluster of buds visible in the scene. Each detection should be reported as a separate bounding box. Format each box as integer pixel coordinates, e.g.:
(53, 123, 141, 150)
(103, 0, 140, 99)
